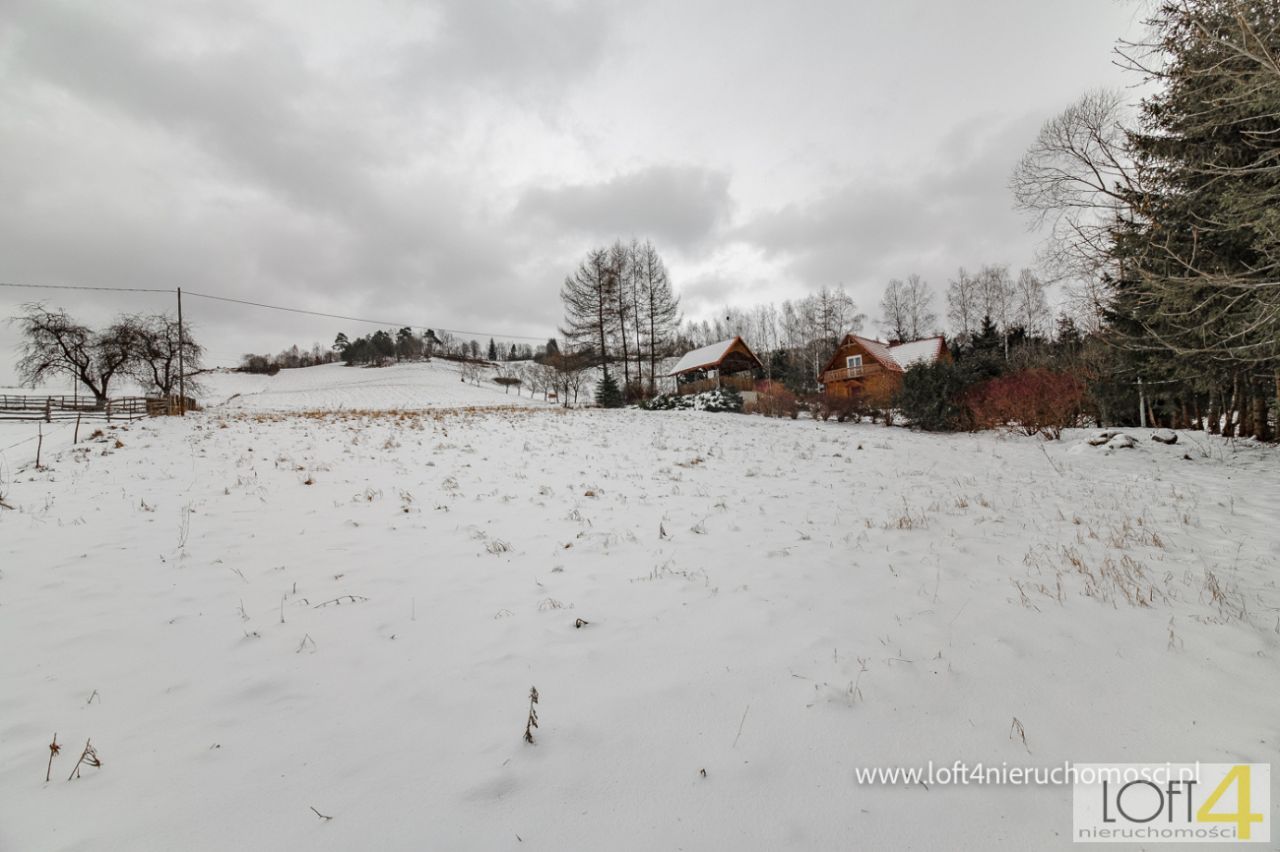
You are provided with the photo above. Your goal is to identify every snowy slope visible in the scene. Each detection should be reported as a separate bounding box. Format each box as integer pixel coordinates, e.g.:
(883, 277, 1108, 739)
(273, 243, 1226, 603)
(0, 362, 549, 473)
(0, 408, 1276, 851)
(198, 361, 550, 412)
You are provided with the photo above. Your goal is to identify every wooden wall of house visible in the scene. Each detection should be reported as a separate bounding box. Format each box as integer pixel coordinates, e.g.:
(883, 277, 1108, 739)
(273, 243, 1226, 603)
(823, 370, 902, 400)
(820, 338, 881, 376)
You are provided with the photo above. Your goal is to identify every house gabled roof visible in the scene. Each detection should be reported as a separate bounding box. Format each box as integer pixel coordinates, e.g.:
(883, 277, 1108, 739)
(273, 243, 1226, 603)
(887, 336, 947, 369)
(667, 336, 763, 376)
(823, 334, 947, 375)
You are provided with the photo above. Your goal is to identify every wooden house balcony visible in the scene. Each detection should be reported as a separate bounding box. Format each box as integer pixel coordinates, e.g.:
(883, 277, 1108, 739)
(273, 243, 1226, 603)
(820, 363, 888, 384)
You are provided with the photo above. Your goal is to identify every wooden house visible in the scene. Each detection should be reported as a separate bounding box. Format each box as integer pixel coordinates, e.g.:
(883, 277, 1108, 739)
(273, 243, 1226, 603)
(667, 336, 764, 396)
(818, 334, 948, 400)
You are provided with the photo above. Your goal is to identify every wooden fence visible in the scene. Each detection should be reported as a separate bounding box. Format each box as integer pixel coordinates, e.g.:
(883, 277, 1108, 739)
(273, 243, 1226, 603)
(0, 394, 176, 422)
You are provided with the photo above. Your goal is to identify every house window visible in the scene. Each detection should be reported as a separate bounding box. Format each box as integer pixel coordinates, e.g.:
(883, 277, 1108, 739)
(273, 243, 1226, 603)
(846, 355, 863, 372)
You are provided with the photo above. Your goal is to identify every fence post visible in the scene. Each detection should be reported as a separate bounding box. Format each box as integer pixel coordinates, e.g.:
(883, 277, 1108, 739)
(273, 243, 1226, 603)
(44, 398, 52, 423)
(74, 412, 82, 444)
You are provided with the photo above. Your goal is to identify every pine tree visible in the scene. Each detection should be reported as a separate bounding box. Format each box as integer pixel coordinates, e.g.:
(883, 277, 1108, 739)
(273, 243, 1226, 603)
(969, 316, 1002, 357)
(1118, 0, 1280, 367)
(595, 373, 623, 408)
(1054, 315, 1082, 350)
(1101, 0, 1280, 435)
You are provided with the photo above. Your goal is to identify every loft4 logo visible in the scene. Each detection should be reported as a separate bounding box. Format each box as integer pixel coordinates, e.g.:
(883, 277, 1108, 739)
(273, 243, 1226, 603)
(1073, 763, 1271, 844)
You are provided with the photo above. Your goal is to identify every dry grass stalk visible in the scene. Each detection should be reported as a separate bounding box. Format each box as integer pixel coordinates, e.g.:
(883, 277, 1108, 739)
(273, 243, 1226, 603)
(67, 739, 101, 780)
(523, 687, 539, 744)
(46, 733, 60, 782)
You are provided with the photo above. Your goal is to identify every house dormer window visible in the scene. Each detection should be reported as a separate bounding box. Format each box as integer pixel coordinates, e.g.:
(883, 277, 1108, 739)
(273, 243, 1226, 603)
(846, 355, 863, 372)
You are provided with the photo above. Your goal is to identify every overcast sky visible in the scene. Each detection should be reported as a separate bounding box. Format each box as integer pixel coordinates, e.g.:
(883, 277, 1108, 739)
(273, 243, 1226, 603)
(0, 0, 1148, 385)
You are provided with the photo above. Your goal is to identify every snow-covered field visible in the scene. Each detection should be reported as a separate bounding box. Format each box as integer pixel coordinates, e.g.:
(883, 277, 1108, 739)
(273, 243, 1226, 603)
(0, 361, 547, 472)
(0, 369, 1277, 850)
(199, 361, 553, 412)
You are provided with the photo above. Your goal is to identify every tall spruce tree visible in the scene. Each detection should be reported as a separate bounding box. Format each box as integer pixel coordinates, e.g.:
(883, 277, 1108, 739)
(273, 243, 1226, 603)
(1114, 0, 1280, 435)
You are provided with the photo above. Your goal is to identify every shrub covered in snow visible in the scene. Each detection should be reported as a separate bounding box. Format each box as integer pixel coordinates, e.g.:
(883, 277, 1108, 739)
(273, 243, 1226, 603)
(639, 393, 683, 411)
(696, 388, 743, 412)
(640, 388, 743, 413)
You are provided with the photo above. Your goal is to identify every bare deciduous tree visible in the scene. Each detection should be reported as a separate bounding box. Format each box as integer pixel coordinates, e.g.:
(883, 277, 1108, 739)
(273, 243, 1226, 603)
(635, 240, 680, 395)
(975, 265, 1017, 357)
(560, 248, 618, 380)
(879, 274, 937, 341)
(608, 240, 634, 393)
(1011, 269, 1051, 337)
(128, 313, 203, 398)
(945, 267, 982, 342)
(1010, 89, 1139, 283)
(14, 305, 138, 406)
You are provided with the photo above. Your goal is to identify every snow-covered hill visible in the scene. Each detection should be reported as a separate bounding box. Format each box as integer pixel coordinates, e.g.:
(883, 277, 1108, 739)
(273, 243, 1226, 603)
(198, 361, 550, 412)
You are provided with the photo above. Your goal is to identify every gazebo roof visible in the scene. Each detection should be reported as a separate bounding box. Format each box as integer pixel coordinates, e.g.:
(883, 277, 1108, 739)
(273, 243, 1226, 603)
(667, 336, 763, 376)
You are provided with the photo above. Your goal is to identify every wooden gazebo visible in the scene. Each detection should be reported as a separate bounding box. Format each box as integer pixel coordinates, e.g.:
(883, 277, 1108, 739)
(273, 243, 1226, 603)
(667, 336, 764, 395)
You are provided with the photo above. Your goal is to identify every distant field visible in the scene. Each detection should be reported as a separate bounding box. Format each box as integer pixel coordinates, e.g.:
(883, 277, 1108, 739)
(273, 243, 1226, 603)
(199, 361, 555, 412)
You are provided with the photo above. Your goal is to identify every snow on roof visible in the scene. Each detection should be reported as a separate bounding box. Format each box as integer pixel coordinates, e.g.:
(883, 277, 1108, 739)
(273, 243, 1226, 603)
(668, 338, 740, 375)
(848, 335, 898, 371)
(887, 337, 944, 369)
(837, 334, 944, 373)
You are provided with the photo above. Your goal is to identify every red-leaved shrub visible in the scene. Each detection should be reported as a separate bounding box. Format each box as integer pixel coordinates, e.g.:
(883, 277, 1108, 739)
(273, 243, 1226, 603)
(752, 384, 802, 419)
(965, 369, 1084, 439)
(815, 391, 867, 423)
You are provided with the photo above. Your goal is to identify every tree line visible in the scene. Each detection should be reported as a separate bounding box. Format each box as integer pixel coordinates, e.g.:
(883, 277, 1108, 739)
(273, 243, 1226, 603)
(240, 328, 546, 373)
(1010, 0, 1278, 440)
(673, 268, 1052, 396)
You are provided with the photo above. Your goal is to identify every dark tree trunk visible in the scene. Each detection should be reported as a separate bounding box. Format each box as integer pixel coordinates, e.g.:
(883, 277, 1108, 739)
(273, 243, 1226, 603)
(1250, 382, 1269, 441)
(1222, 375, 1239, 438)
(1239, 382, 1254, 438)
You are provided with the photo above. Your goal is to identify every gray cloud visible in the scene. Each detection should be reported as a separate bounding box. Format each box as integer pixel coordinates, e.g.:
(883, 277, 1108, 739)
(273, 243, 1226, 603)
(514, 165, 734, 251)
(395, 0, 620, 102)
(0, 0, 1145, 384)
(736, 114, 1047, 308)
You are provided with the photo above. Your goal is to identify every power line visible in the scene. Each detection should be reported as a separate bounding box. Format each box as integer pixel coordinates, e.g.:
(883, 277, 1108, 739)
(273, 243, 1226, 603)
(0, 280, 550, 343)
(0, 281, 173, 294)
(183, 290, 549, 342)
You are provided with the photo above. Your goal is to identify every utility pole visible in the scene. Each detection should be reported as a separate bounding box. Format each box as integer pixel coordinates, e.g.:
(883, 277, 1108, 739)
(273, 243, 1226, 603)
(177, 287, 186, 416)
